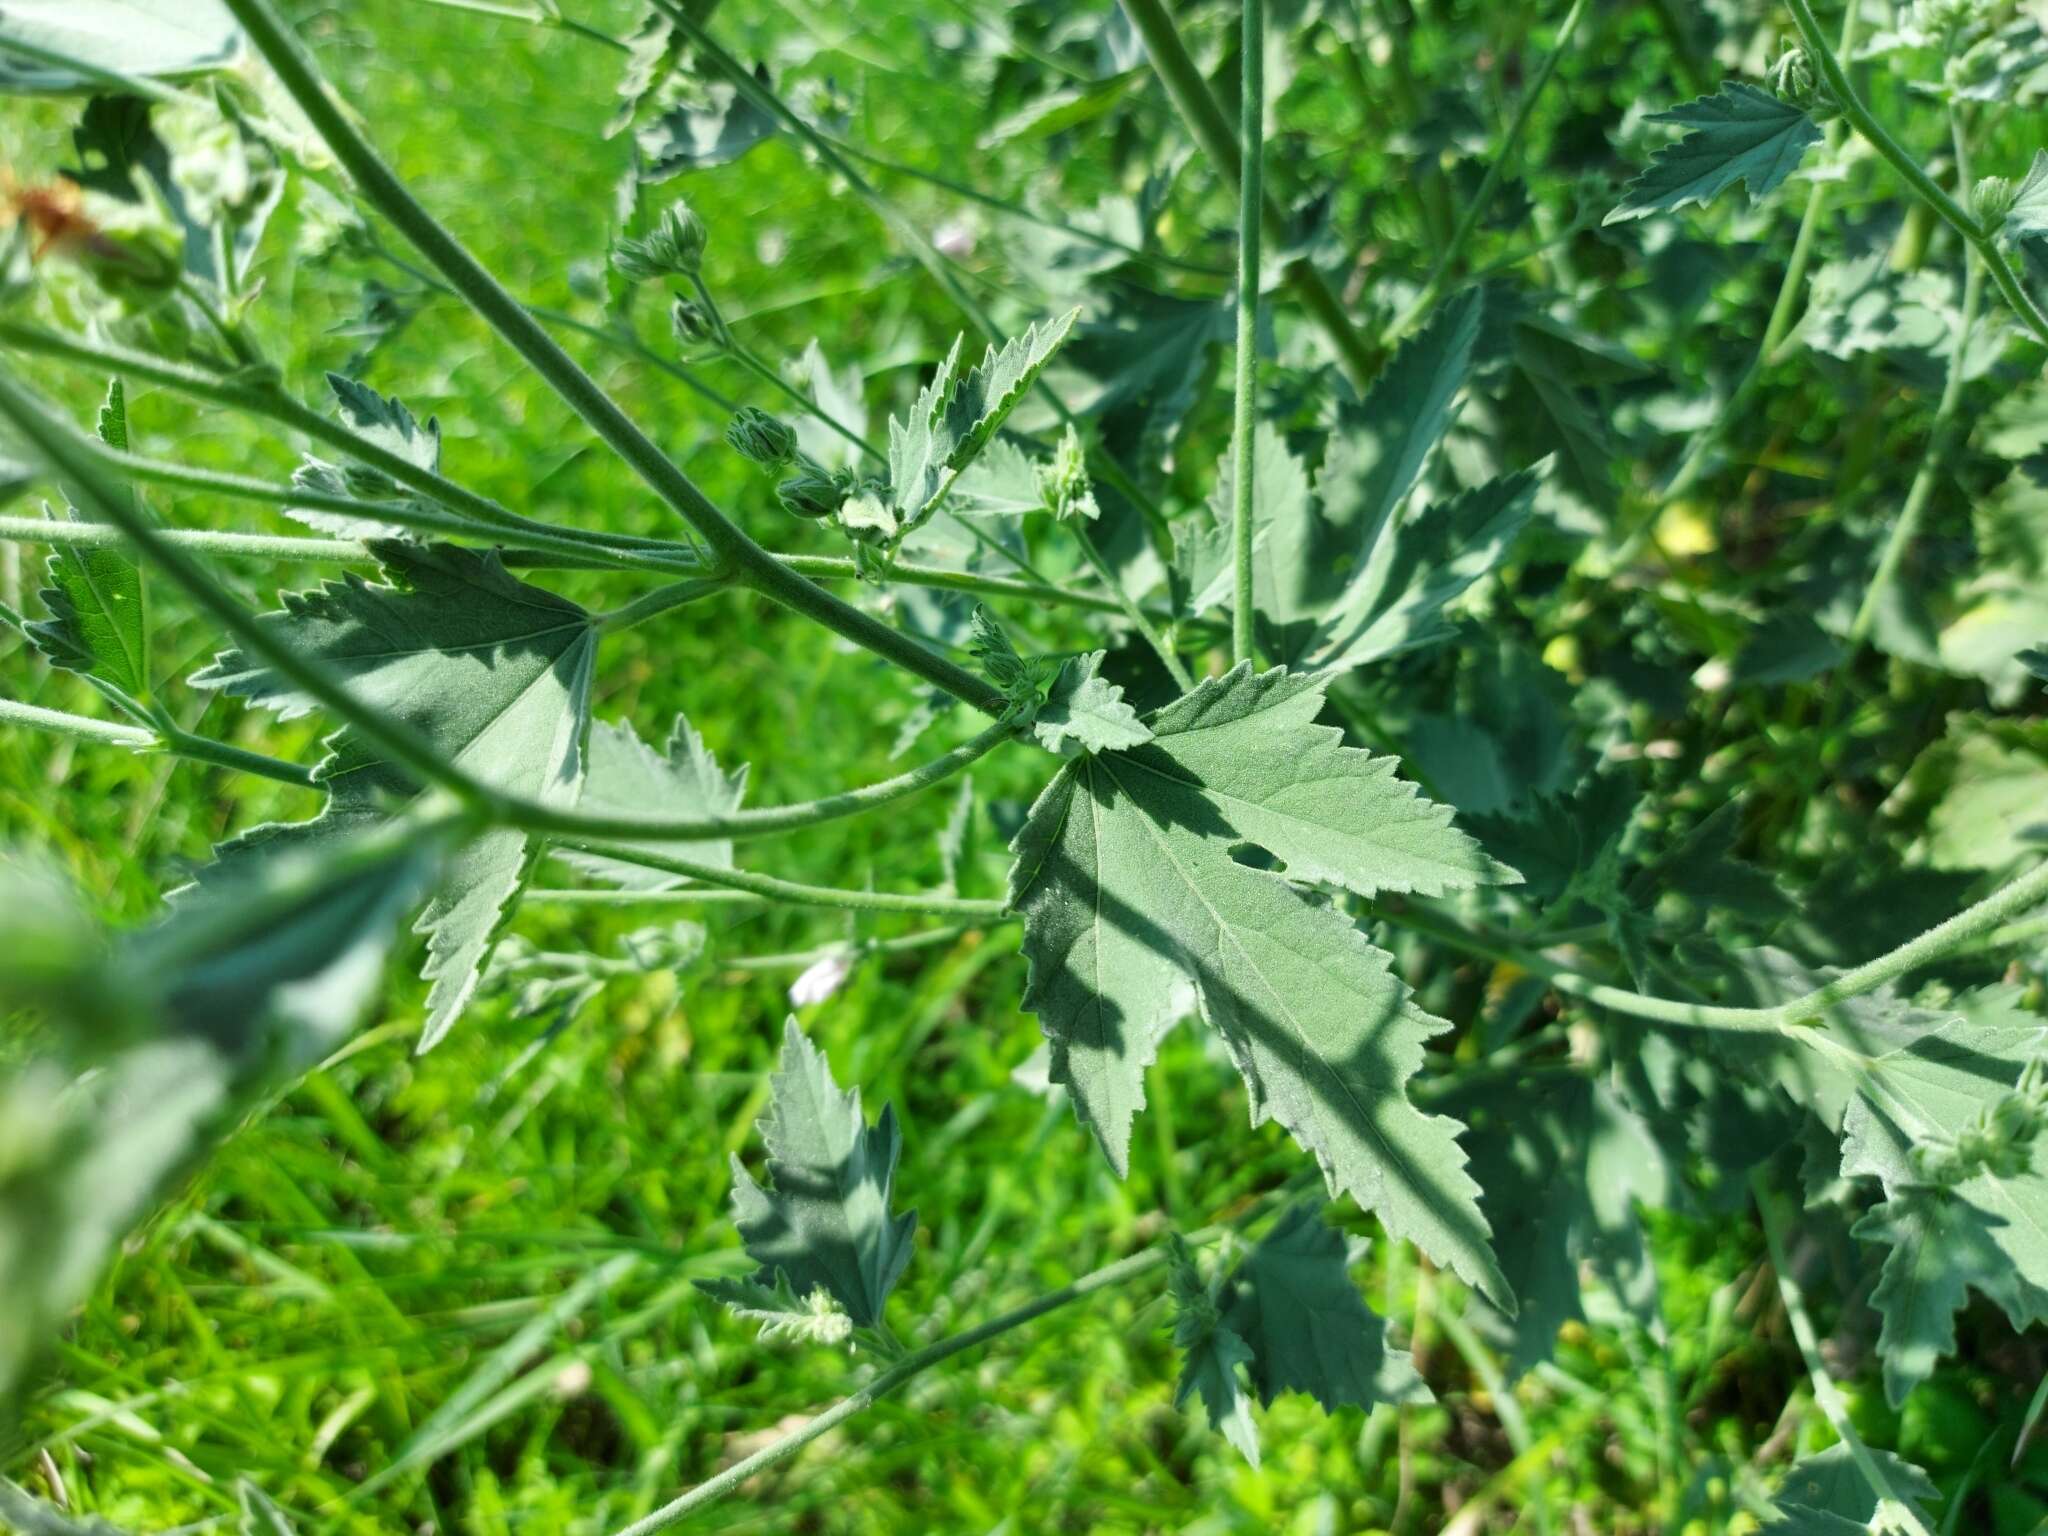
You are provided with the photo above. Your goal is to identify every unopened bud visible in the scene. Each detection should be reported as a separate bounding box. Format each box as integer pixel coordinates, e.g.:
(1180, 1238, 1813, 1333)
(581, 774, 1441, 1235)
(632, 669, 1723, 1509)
(671, 298, 713, 345)
(611, 200, 707, 283)
(1972, 174, 2016, 230)
(725, 407, 798, 468)
(776, 465, 849, 519)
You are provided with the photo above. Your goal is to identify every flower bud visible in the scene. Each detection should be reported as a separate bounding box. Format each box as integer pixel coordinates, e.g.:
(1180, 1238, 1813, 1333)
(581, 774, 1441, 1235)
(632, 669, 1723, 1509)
(1972, 174, 2016, 230)
(776, 465, 849, 519)
(725, 406, 799, 468)
(611, 200, 707, 283)
(1035, 423, 1099, 522)
(671, 298, 714, 345)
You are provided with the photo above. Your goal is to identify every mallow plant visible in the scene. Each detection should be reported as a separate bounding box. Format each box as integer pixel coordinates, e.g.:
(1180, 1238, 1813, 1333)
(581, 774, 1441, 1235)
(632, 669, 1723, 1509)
(2, 0, 2048, 1528)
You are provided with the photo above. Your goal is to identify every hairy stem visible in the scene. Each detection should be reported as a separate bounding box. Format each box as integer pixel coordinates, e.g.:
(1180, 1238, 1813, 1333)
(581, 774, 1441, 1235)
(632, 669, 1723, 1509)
(560, 840, 1009, 917)
(221, 0, 1005, 717)
(0, 697, 317, 787)
(609, 1198, 1275, 1536)
(1118, 0, 1377, 386)
(1784, 0, 2048, 347)
(1231, 0, 1265, 667)
(1754, 1177, 1935, 1536)
(1074, 523, 1194, 691)
(1392, 855, 2048, 1034)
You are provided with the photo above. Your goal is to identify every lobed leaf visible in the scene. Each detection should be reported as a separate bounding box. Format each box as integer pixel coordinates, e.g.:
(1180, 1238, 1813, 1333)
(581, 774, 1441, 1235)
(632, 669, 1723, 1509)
(1604, 83, 1822, 225)
(1009, 664, 1513, 1303)
(720, 1018, 918, 1329)
(191, 540, 597, 1050)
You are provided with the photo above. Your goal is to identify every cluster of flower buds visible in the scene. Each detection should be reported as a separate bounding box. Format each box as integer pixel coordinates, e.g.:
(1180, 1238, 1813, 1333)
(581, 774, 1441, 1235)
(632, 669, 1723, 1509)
(610, 199, 706, 284)
(1035, 423, 1100, 522)
(724, 405, 798, 468)
(1909, 1060, 2048, 1186)
(1766, 47, 1837, 120)
(1972, 174, 2016, 231)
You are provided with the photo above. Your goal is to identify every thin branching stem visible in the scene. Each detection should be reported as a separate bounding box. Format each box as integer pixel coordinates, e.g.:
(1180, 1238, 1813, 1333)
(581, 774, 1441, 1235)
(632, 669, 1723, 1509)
(560, 839, 1009, 917)
(1785, 0, 2048, 347)
(0, 321, 699, 569)
(608, 1198, 1280, 1536)
(1392, 856, 2048, 1034)
(1230, 0, 1264, 668)
(1754, 1177, 1936, 1536)
(0, 697, 318, 787)
(220, 0, 1006, 717)
(1118, 0, 1378, 386)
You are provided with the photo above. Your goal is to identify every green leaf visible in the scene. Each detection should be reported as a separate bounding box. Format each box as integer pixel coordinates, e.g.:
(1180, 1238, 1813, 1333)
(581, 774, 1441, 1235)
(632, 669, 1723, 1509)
(2008, 150, 2048, 240)
(1032, 651, 1151, 755)
(1009, 664, 1512, 1302)
(1168, 1237, 1261, 1465)
(25, 502, 147, 696)
(1852, 1187, 2027, 1407)
(889, 311, 1079, 525)
(1307, 465, 1542, 674)
(721, 1018, 917, 1329)
(290, 375, 441, 539)
(1762, 1444, 1941, 1533)
(1249, 289, 1530, 674)
(558, 715, 748, 891)
(1446, 1072, 1672, 1375)
(0, 0, 240, 94)
(191, 541, 597, 1050)
(95, 377, 127, 452)
(1604, 83, 1823, 225)
(636, 65, 777, 179)
(937, 310, 1078, 474)
(1209, 418, 1313, 630)
(1833, 986, 2048, 1403)
(0, 827, 441, 1410)
(1220, 1202, 1429, 1414)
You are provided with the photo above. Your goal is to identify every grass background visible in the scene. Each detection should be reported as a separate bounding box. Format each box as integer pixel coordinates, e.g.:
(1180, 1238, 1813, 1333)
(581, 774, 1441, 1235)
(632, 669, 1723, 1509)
(4, 1, 2047, 1531)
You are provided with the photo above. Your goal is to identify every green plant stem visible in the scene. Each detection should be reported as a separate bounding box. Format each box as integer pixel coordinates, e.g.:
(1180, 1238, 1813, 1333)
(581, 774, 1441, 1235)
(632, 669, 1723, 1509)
(0, 697, 155, 749)
(220, 0, 1007, 719)
(1382, 0, 1590, 345)
(723, 922, 1005, 972)
(0, 515, 373, 568)
(363, 238, 744, 417)
(1848, 129, 1985, 646)
(0, 434, 1016, 837)
(1754, 1176, 1935, 1536)
(1618, 0, 1861, 560)
(1784, 0, 2048, 348)
(1391, 855, 2048, 1034)
(0, 697, 317, 787)
(1074, 523, 1194, 691)
(0, 513, 1151, 621)
(1230, 0, 1264, 668)
(594, 577, 736, 630)
(526, 886, 769, 906)
(609, 1209, 1257, 1536)
(818, 134, 1233, 279)
(0, 368, 491, 806)
(0, 321, 697, 570)
(651, 1, 1182, 558)
(559, 840, 1008, 918)
(1118, 0, 1377, 386)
